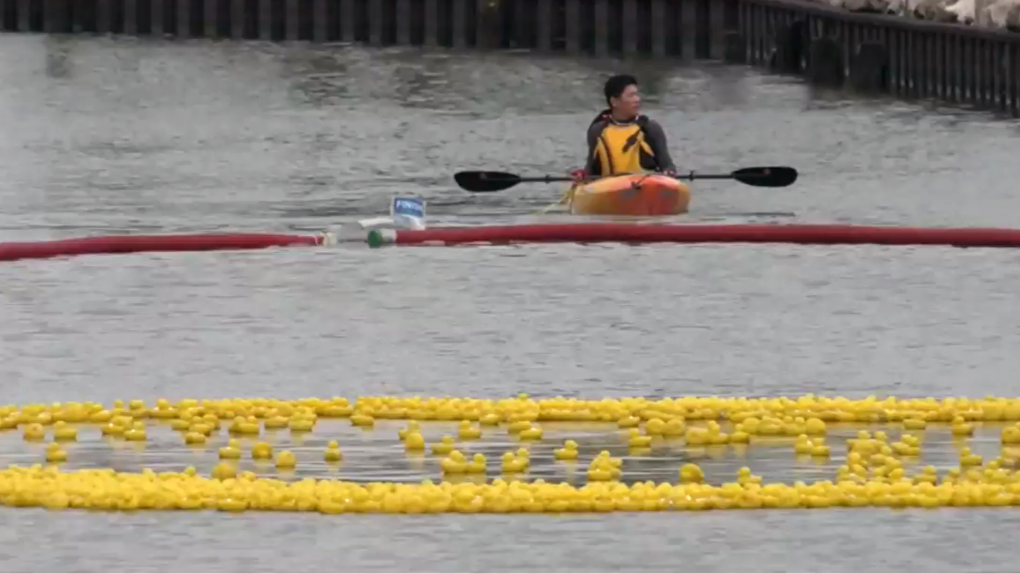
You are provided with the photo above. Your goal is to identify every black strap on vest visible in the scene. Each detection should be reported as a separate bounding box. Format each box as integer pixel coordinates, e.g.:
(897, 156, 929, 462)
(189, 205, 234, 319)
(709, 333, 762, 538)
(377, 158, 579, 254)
(589, 109, 649, 130)
(590, 110, 651, 162)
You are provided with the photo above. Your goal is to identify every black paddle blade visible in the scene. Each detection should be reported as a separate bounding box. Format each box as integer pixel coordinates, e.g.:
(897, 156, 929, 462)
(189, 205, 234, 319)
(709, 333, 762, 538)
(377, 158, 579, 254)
(454, 171, 523, 193)
(732, 166, 798, 187)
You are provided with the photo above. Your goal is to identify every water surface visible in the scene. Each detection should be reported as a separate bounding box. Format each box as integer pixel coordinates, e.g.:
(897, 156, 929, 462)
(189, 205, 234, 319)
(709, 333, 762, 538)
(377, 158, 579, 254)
(1, 33, 1019, 572)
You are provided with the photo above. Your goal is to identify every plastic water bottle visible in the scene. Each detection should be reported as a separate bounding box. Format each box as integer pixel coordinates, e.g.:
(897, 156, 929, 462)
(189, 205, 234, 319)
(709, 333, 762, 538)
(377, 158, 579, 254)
(390, 196, 426, 230)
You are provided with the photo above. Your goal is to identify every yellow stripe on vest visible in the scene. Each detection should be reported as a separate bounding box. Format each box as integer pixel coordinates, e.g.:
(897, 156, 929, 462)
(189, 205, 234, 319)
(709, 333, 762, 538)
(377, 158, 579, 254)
(593, 123, 656, 176)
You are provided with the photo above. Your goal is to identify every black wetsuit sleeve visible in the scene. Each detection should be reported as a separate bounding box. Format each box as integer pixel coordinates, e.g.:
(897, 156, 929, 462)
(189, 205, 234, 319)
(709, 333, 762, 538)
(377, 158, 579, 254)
(584, 122, 604, 176)
(643, 119, 677, 172)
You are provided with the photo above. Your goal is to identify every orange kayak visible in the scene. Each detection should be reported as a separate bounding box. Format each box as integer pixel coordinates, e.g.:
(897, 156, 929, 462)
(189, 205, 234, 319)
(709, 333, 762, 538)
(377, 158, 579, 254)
(568, 174, 691, 216)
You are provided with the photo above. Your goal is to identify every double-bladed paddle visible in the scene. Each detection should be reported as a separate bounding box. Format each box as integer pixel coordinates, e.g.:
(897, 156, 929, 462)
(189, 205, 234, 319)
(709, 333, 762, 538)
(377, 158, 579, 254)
(454, 167, 798, 193)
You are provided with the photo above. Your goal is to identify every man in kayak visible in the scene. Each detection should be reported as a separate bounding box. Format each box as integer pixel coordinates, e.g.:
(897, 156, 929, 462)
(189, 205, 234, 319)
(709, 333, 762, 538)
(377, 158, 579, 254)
(571, 74, 678, 182)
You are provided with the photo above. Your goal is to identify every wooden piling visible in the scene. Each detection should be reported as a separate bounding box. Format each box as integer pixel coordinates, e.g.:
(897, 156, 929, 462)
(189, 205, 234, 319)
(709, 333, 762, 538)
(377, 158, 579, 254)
(680, 0, 696, 59)
(124, 0, 137, 36)
(228, 0, 242, 39)
(564, 0, 579, 54)
(536, 0, 552, 51)
(422, 0, 435, 45)
(17, 0, 29, 32)
(621, 0, 637, 57)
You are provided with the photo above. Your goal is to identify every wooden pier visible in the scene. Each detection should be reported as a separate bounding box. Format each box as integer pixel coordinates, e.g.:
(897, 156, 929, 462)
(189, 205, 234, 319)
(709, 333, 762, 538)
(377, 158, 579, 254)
(1, 0, 1017, 117)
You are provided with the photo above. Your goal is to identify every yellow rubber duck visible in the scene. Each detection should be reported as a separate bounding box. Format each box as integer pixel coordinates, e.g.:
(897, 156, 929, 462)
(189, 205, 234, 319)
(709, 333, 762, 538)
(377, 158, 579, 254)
(811, 442, 831, 457)
(951, 416, 974, 436)
(892, 441, 921, 457)
(170, 418, 191, 431)
(519, 425, 543, 440)
(644, 418, 666, 436)
(805, 417, 827, 435)
(22, 423, 46, 441)
(324, 441, 342, 462)
(617, 415, 641, 428)
(229, 416, 260, 435)
(124, 422, 147, 441)
(440, 450, 467, 474)
(88, 409, 113, 423)
(276, 450, 297, 469)
(685, 426, 709, 446)
(264, 415, 289, 429)
(516, 447, 531, 463)
(501, 452, 528, 473)
(901, 433, 922, 447)
(959, 447, 983, 467)
(457, 420, 482, 440)
(52, 421, 77, 442)
(679, 463, 704, 483)
(465, 453, 487, 474)
(794, 434, 813, 454)
(190, 422, 213, 436)
(45, 442, 67, 463)
(431, 436, 456, 455)
(903, 417, 927, 430)
(318, 401, 353, 418)
(554, 440, 579, 460)
(404, 432, 425, 452)
(203, 414, 222, 430)
(219, 439, 242, 459)
(350, 413, 375, 427)
(479, 413, 501, 426)
(1002, 425, 1020, 445)
(586, 451, 622, 481)
(252, 441, 273, 459)
(288, 417, 315, 432)
(627, 428, 652, 448)
(737, 466, 762, 486)
(398, 421, 420, 441)
(662, 418, 686, 437)
(212, 462, 236, 480)
(507, 420, 533, 434)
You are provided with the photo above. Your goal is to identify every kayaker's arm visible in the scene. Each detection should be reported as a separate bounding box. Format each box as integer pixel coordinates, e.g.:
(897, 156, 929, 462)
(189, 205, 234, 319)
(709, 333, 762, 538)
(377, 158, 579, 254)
(643, 120, 677, 173)
(583, 122, 604, 177)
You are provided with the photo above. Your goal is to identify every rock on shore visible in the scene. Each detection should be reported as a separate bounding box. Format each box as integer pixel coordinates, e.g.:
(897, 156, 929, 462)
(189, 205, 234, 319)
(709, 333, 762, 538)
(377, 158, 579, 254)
(818, 0, 1020, 30)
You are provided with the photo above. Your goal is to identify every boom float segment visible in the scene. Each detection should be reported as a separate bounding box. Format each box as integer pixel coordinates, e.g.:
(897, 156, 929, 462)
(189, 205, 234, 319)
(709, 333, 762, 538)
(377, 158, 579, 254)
(367, 223, 1020, 248)
(5, 223, 1020, 263)
(0, 233, 334, 263)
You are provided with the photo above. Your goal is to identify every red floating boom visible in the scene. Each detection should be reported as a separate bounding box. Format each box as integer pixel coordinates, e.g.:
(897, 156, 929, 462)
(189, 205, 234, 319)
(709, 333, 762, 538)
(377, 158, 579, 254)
(366, 223, 1020, 249)
(0, 233, 327, 263)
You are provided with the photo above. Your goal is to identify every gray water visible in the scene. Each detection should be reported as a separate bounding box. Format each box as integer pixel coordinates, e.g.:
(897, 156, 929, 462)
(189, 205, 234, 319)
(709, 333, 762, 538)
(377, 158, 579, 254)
(1, 32, 1020, 572)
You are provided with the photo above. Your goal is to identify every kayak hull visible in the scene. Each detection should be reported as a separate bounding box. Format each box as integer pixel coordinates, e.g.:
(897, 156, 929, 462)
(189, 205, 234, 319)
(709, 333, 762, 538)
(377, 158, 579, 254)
(568, 174, 691, 216)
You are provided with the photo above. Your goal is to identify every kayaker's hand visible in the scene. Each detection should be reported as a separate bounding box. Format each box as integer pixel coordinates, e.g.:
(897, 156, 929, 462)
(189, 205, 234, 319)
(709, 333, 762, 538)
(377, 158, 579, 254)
(663, 167, 677, 177)
(570, 169, 588, 183)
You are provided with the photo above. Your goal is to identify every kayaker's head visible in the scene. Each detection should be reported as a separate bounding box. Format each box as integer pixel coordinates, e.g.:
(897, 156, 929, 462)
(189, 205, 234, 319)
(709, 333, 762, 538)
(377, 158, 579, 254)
(604, 74, 640, 121)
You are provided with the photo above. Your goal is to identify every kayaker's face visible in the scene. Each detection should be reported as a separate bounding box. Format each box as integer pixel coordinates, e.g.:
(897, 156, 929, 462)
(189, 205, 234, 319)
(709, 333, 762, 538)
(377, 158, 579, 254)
(612, 85, 641, 118)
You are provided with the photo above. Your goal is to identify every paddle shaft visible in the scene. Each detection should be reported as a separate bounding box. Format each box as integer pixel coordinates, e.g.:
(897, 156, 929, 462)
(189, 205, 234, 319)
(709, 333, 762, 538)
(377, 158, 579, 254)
(501, 174, 743, 188)
(495, 171, 779, 183)
(454, 166, 797, 192)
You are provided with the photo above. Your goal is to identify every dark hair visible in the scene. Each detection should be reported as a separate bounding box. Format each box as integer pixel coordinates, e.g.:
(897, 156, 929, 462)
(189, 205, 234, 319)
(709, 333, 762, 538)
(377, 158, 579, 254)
(604, 74, 638, 106)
